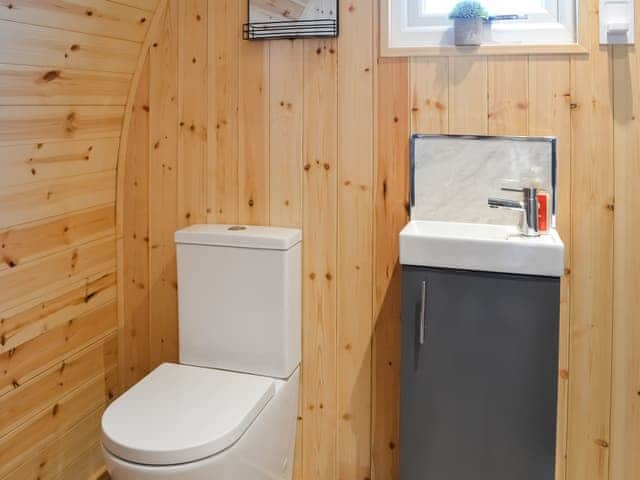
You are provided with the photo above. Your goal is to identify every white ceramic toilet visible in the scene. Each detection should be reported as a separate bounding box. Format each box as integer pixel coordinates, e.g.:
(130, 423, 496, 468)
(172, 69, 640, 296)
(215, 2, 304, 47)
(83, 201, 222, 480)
(101, 225, 302, 479)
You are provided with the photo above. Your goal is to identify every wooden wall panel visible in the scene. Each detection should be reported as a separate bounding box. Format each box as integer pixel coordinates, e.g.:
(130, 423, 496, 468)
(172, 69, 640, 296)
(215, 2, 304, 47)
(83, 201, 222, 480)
(610, 40, 640, 480)
(178, 0, 208, 228)
(121, 57, 151, 388)
(487, 56, 529, 135)
(0, 65, 130, 106)
(372, 57, 410, 480)
(112, 0, 160, 12)
(567, 1, 615, 479)
(238, 1, 270, 226)
(0, 171, 116, 229)
(0, 2, 157, 478)
(528, 54, 572, 480)
(148, 1, 179, 366)
(0, 0, 151, 42)
(0, 365, 118, 476)
(0, 237, 115, 314)
(269, 40, 303, 229)
(0, 106, 123, 147)
(0, 138, 119, 188)
(0, 20, 139, 74)
(0, 335, 117, 437)
(410, 57, 448, 134)
(448, 56, 488, 134)
(54, 442, 107, 480)
(2, 406, 106, 480)
(117, 3, 640, 480)
(0, 204, 115, 273)
(207, 0, 239, 224)
(336, 1, 375, 478)
(301, 38, 339, 480)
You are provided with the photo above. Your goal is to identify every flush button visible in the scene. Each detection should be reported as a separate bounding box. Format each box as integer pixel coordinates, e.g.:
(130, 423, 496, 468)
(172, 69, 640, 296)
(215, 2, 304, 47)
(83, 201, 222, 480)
(228, 226, 247, 231)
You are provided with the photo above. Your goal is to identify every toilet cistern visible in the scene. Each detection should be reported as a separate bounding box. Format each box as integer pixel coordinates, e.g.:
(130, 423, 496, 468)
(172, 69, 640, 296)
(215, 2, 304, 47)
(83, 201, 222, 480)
(101, 224, 302, 480)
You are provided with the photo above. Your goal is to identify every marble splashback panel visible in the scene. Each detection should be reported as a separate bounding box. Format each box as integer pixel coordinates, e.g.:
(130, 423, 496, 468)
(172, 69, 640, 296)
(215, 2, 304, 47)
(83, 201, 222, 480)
(412, 135, 555, 225)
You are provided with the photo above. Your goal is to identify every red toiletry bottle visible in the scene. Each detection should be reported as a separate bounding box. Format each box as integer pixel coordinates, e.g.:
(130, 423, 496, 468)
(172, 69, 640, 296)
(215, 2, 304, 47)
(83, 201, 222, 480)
(537, 192, 549, 233)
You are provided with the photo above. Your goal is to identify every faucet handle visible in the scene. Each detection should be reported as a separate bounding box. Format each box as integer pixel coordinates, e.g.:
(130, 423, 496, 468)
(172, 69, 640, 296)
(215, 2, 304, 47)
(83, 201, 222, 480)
(489, 185, 540, 237)
(500, 186, 537, 195)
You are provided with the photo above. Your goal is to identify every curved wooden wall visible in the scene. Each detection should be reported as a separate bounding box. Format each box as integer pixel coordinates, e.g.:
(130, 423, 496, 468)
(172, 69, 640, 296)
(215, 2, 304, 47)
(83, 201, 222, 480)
(119, 2, 639, 480)
(0, 1, 160, 478)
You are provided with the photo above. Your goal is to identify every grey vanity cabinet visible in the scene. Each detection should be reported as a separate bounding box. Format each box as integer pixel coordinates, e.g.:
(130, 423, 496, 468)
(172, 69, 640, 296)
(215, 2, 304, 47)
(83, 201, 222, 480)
(400, 266, 560, 480)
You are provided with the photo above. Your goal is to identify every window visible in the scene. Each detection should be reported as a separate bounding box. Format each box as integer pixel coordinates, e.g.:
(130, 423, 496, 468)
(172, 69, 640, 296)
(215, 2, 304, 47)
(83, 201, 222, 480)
(384, 0, 579, 55)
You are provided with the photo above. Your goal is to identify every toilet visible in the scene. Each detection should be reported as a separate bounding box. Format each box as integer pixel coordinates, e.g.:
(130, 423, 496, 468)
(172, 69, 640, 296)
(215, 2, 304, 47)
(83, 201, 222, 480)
(101, 225, 302, 480)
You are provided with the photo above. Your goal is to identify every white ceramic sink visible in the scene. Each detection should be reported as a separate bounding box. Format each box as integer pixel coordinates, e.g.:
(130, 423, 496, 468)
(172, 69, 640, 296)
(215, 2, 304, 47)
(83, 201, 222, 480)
(400, 221, 565, 277)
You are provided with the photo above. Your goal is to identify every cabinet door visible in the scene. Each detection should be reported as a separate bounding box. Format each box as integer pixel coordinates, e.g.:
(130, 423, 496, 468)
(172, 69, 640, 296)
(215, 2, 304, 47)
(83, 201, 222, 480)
(400, 266, 560, 480)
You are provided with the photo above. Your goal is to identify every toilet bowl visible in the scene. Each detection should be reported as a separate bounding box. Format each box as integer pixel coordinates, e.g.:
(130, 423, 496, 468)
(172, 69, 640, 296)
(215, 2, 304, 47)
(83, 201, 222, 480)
(102, 225, 302, 479)
(102, 364, 299, 480)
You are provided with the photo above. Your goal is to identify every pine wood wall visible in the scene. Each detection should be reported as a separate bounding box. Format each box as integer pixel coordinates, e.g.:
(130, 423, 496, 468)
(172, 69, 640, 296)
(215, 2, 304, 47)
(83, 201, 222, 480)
(115, 1, 638, 480)
(0, 1, 161, 478)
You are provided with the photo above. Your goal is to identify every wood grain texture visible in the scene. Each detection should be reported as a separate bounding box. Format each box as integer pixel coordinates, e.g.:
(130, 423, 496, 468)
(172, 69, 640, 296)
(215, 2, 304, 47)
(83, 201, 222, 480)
(238, 0, 270, 226)
(528, 54, 572, 480)
(610, 42, 640, 480)
(178, 0, 208, 227)
(0, 334, 117, 437)
(0, 275, 116, 360)
(121, 56, 151, 389)
(148, 1, 179, 368)
(0, 205, 115, 273)
(0, 138, 119, 188)
(0, 0, 159, 477)
(448, 56, 488, 134)
(410, 57, 448, 134)
(0, 365, 118, 476)
(488, 56, 529, 135)
(0, 171, 116, 229)
(52, 441, 107, 480)
(0, 296, 116, 409)
(372, 57, 410, 480)
(109, 0, 159, 12)
(301, 38, 339, 480)
(336, 0, 375, 477)
(116, 3, 640, 480)
(207, 0, 239, 224)
(0, 238, 115, 316)
(0, 0, 151, 42)
(269, 39, 303, 229)
(0, 106, 123, 147)
(266, 38, 304, 480)
(0, 65, 130, 106)
(0, 20, 139, 74)
(1, 406, 106, 480)
(566, 0, 615, 478)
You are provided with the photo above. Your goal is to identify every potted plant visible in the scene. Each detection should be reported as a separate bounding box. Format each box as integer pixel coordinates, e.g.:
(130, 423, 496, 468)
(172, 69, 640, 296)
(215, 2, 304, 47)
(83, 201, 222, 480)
(449, 1, 488, 46)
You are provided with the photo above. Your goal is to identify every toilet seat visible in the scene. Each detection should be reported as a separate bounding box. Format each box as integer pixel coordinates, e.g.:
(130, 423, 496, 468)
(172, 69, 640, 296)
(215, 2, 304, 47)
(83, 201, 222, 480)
(102, 363, 275, 466)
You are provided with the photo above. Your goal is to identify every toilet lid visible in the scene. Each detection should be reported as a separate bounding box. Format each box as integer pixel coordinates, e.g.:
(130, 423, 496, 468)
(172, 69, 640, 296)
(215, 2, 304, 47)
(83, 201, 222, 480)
(102, 363, 275, 465)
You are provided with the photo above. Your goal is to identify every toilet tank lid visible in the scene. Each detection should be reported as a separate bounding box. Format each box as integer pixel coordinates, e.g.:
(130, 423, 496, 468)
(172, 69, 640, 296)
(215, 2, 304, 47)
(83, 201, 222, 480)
(175, 224, 301, 250)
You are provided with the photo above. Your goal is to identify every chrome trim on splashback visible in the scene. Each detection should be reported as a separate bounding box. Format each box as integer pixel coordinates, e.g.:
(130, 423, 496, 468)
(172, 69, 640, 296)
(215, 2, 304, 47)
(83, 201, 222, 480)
(409, 134, 558, 228)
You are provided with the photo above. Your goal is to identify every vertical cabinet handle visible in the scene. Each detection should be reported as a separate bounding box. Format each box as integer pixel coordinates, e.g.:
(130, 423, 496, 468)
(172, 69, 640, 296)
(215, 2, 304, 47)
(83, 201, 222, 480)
(419, 281, 427, 345)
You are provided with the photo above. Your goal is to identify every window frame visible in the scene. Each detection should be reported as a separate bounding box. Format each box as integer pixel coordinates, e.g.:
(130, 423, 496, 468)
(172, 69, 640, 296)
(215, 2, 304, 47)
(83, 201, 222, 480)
(381, 0, 587, 57)
(410, 0, 559, 26)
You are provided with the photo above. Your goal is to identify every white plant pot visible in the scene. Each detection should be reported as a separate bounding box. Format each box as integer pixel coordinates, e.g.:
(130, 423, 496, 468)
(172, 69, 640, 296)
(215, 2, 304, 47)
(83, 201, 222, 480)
(454, 18, 483, 46)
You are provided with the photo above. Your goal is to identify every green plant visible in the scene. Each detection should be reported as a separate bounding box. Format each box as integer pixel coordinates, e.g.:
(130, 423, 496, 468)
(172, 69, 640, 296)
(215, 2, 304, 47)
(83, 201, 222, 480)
(448, 1, 488, 20)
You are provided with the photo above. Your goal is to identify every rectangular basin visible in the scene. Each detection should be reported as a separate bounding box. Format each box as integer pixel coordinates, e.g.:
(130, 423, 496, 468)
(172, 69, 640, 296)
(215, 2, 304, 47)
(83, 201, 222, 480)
(400, 220, 565, 277)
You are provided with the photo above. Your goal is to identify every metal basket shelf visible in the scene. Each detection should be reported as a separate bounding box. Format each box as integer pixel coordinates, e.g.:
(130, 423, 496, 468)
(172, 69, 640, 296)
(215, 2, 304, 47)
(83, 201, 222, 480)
(243, 19, 338, 40)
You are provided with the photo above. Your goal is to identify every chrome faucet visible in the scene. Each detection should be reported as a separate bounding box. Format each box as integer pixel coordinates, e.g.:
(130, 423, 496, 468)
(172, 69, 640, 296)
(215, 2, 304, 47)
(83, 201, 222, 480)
(488, 187, 540, 237)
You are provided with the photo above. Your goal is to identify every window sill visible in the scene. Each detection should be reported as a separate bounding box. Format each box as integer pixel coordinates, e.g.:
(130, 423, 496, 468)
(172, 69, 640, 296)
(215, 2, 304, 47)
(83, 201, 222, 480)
(380, 42, 588, 57)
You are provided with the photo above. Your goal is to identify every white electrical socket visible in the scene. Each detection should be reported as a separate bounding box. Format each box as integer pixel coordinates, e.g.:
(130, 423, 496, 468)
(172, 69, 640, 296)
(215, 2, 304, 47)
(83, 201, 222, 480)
(600, 0, 635, 44)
